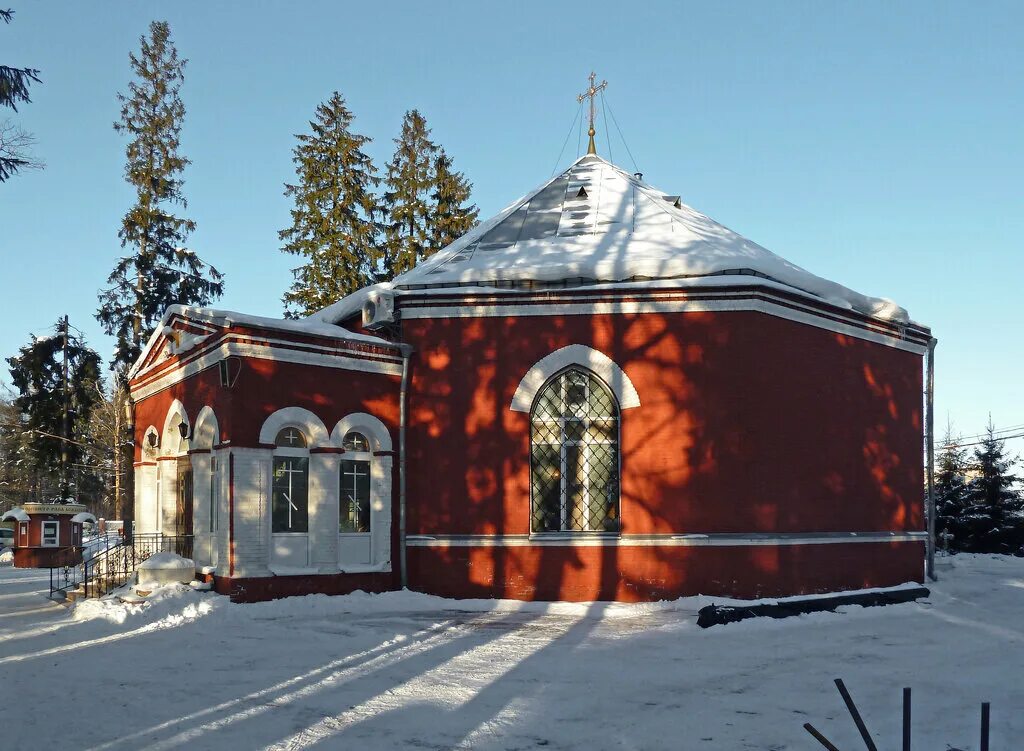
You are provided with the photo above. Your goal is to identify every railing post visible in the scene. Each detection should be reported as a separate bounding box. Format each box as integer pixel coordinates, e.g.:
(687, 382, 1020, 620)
(981, 702, 990, 751)
(902, 686, 911, 751)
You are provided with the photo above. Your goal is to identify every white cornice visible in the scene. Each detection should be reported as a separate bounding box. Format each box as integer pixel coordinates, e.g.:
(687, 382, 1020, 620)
(131, 340, 403, 401)
(400, 292, 928, 355)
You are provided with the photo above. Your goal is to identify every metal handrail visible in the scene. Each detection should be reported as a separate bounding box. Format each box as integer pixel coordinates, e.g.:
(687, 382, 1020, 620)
(49, 532, 194, 600)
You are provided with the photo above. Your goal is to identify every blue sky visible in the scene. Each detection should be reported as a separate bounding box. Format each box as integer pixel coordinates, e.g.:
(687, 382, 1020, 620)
(1, 1, 1021, 441)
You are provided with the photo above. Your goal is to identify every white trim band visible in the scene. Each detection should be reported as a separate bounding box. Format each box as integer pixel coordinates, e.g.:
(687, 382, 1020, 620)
(406, 531, 927, 548)
(400, 296, 928, 355)
(132, 340, 404, 401)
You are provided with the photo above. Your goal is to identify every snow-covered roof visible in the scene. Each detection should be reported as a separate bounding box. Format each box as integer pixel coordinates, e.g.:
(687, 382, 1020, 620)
(1, 508, 29, 523)
(129, 303, 395, 379)
(161, 305, 390, 344)
(317, 154, 910, 323)
(307, 283, 395, 329)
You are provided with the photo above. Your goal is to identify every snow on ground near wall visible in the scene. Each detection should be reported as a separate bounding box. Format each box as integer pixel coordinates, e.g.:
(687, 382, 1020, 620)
(1, 555, 1021, 750)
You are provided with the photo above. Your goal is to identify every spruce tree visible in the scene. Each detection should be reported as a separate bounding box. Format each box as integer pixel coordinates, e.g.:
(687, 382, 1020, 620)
(380, 109, 438, 279)
(0, 392, 31, 511)
(934, 425, 971, 552)
(280, 91, 381, 318)
(962, 418, 1024, 554)
(1, 8, 43, 181)
(97, 21, 223, 375)
(6, 321, 102, 500)
(430, 147, 479, 253)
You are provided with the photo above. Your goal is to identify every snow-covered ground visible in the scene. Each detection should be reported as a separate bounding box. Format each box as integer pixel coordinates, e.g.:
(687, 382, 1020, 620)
(1, 555, 1021, 750)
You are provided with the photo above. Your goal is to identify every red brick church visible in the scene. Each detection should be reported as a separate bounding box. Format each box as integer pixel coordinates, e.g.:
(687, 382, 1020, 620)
(128, 128, 931, 602)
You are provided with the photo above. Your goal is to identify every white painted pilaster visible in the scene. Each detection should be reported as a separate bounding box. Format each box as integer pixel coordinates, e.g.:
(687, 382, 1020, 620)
(191, 453, 213, 567)
(310, 453, 341, 573)
(158, 460, 178, 534)
(230, 447, 273, 578)
(370, 455, 393, 571)
(135, 464, 158, 534)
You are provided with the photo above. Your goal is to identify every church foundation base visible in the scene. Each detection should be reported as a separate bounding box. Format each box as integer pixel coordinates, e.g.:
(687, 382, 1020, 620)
(406, 540, 925, 602)
(213, 571, 397, 603)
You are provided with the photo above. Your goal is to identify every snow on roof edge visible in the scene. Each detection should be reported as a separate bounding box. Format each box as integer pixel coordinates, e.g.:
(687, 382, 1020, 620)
(128, 304, 396, 381)
(164, 304, 393, 345)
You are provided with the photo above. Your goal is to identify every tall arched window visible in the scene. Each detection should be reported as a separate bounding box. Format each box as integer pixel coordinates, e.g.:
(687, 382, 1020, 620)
(530, 367, 620, 533)
(340, 431, 371, 533)
(273, 427, 309, 533)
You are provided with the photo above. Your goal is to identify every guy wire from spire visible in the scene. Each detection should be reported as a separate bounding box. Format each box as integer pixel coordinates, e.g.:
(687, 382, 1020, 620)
(601, 90, 640, 175)
(576, 103, 584, 159)
(551, 100, 584, 177)
(600, 91, 613, 165)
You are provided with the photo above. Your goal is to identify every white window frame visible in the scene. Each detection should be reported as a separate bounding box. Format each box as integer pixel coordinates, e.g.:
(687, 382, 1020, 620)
(340, 433, 372, 534)
(41, 520, 60, 547)
(530, 367, 621, 534)
(331, 414, 393, 572)
(272, 428, 310, 534)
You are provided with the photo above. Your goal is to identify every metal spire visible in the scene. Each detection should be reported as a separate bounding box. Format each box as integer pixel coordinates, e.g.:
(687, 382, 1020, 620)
(577, 71, 608, 155)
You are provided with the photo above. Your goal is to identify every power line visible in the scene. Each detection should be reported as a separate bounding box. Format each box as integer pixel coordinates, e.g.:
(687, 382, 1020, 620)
(938, 432, 1024, 451)
(945, 423, 1024, 443)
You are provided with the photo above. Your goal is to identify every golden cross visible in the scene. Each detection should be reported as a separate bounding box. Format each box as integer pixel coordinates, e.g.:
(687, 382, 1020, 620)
(577, 71, 608, 155)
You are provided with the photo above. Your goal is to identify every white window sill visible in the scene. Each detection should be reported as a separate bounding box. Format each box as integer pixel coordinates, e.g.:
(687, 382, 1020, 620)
(269, 565, 320, 576)
(339, 562, 391, 574)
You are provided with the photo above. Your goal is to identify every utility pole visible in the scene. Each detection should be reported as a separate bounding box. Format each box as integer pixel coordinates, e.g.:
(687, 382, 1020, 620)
(60, 314, 70, 501)
(925, 338, 937, 581)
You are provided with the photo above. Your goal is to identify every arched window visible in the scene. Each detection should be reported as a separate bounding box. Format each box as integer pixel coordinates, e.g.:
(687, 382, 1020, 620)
(272, 427, 309, 533)
(342, 431, 369, 453)
(340, 431, 371, 533)
(530, 367, 620, 533)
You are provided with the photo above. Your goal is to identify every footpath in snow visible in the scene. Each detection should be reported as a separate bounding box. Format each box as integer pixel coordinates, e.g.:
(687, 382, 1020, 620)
(1, 554, 1021, 750)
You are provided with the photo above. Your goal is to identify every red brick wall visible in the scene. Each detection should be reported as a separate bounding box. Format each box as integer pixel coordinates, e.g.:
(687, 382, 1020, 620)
(408, 541, 925, 602)
(133, 358, 400, 455)
(402, 310, 924, 538)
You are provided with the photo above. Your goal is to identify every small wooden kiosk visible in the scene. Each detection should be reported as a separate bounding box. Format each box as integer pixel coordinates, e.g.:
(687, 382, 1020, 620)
(1, 502, 97, 568)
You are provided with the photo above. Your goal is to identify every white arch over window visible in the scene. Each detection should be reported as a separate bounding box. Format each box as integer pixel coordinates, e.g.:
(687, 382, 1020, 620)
(259, 407, 330, 448)
(192, 406, 219, 450)
(161, 399, 190, 454)
(330, 412, 393, 453)
(510, 344, 641, 413)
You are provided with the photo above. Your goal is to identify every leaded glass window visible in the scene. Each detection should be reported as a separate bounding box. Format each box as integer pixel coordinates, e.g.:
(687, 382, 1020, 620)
(530, 367, 620, 533)
(272, 456, 309, 532)
(340, 460, 371, 532)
